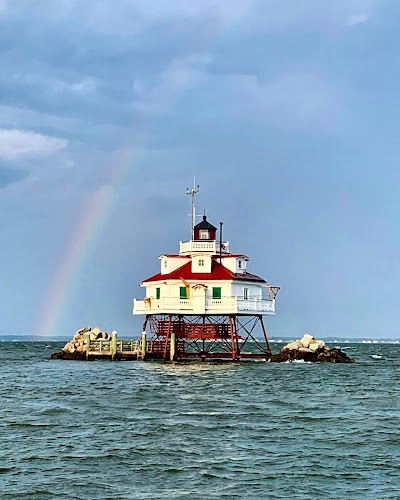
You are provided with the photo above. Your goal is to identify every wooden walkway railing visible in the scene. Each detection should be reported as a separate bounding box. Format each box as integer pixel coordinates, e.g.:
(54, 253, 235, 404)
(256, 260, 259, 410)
(85, 333, 170, 360)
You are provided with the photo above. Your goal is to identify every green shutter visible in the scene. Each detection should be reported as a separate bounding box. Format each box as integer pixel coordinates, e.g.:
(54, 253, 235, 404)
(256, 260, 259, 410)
(156, 288, 160, 300)
(180, 286, 187, 299)
(212, 287, 222, 299)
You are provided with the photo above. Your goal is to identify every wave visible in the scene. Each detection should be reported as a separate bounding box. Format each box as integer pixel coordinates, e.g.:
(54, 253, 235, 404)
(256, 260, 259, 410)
(0, 466, 15, 474)
(284, 359, 312, 364)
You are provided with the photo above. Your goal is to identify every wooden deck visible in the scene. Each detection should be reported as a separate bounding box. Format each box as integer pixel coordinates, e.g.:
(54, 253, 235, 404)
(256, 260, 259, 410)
(84, 332, 270, 362)
(87, 337, 159, 360)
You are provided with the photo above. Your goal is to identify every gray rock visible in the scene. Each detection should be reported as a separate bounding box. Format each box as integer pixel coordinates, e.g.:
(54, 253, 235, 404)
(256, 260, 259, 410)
(299, 334, 315, 348)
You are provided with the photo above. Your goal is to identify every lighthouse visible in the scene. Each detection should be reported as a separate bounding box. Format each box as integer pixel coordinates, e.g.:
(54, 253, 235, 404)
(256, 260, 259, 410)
(133, 189, 279, 361)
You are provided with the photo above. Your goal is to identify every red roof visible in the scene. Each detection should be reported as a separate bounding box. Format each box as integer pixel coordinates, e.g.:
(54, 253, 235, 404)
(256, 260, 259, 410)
(142, 260, 266, 283)
(159, 254, 188, 258)
(220, 253, 249, 260)
(159, 253, 249, 259)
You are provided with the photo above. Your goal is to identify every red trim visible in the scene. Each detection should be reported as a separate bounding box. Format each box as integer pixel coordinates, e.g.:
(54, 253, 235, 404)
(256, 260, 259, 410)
(220, 253, 249, 260)
(142, 260, 266, 283)
(159, 252, 249, 259)
(194, 228, 216, 240)
(159, 254, 189, 258)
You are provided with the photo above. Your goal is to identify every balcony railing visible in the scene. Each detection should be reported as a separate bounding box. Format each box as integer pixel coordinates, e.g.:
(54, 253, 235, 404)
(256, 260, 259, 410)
(133, 297, 275, 315)
(205, 298, 237, 311)
(179, 240, 230, 255)
(237, 298, 275, 313)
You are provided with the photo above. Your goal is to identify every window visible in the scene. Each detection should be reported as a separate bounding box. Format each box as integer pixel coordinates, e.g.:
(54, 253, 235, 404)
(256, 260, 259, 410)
(198, 259, 204, 267)
(164, 260, 167, 268)
(156, 287, 161, 300)
(200, 230, 209, 239)
(243, 288, 248, 300)
(212, 287, 222, 299)
(180, 286, 187, 299)
(238, 260, 242, 269)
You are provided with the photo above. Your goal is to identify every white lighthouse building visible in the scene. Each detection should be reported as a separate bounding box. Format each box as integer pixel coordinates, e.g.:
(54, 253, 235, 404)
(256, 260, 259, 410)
(133, 190, 279, 361)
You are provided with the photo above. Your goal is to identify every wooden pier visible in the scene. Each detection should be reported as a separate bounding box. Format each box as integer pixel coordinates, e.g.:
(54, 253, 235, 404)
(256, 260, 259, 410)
(84, 330, 271, 362)
(85, 332, 169, 361)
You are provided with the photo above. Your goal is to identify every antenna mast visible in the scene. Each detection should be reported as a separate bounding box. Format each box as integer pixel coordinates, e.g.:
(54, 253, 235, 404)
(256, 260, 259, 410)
(187, 180, 200, 240)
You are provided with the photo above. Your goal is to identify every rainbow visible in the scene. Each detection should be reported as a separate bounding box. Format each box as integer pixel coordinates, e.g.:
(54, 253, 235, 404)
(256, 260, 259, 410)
(37, 184, 114, 337)
(37, 146, 136, 336)
(36, 10, 251, 337)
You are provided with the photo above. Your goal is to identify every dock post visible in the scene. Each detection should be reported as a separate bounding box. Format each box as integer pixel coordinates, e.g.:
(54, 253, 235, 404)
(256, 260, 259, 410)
(85, 333, 90, 361)
(170, 332, 176, 361)
(141, 331, 147, 360)
(111, 330, 117, 361)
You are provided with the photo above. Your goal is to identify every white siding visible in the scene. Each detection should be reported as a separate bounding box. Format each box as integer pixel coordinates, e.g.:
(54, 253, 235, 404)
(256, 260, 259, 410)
(144, 279, 263, 301)
(191, 254, 212, 273)
(160, 256, 190, 274)
(221, 257, 237, 273)
(236, 258, 247, 273)
(146, 282, 185, 299)
(221, 256, 247, 273)
(204, 281, 232, 299)
(232, 282, 262, 299)
(135, 279, 274, 315)
(145, 280, 233, 299)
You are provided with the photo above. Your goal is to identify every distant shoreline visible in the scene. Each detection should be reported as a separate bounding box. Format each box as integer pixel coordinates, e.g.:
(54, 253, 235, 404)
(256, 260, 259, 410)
(1, 335, 400, 343)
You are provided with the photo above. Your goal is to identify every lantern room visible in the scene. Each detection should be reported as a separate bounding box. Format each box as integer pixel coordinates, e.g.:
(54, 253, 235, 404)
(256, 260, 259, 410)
(193, 215, 217, 241)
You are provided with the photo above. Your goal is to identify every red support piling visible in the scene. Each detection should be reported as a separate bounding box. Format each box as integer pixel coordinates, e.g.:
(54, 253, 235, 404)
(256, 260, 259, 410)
(229, 315, 237, 360)
(260, 315, 271, 356)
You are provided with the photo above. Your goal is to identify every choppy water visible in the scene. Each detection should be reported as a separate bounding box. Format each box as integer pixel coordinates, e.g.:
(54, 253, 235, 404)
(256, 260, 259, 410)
(1, 341, 399, 499)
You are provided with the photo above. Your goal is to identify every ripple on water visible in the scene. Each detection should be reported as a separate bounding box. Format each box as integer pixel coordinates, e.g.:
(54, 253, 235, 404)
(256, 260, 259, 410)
(0, 342, 399, 499)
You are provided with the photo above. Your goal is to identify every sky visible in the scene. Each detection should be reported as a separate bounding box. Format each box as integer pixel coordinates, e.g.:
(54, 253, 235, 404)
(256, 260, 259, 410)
(1, 0, 399, 339)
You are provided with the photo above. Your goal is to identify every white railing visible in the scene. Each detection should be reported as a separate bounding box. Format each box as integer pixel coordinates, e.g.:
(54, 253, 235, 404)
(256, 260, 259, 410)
(156, 297, 192, 309)
(237, 298, 275, 313)
(179, 240, 230, 255)
(205, 298, 237, 311)
(133, 298, 194, 314)
(133, 297, 275, 315)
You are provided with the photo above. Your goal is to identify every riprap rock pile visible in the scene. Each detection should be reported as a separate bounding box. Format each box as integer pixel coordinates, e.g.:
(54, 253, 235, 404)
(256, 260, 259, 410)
(51, 326, 110, 360)
(270, 334, 355, 363)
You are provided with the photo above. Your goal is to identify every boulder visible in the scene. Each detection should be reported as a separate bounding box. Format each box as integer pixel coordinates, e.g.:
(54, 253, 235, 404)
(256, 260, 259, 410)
(51, 325, 111, 361)
(270, 334, 355, 363)
(299, 334, 315, 348)
(282, 341, 303, 351)
(76, 326, 91, 335)
(62, 342, 76, 354)
(298, 347, 313, 353)
(309, 340, 325, 351)
(51, 350, 86, 360)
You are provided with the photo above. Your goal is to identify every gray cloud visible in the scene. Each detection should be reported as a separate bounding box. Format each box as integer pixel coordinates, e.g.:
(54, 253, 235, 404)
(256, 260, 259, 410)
(0, 0, 374, 123)
(0, 164, 27, 188)
(0, 0, 379, 195)
(0, 129, 67, 160)
(2, 0, 400, 340)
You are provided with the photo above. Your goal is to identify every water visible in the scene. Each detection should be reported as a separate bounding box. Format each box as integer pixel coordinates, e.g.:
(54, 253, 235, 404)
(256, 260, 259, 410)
(1, 342, 399, 499)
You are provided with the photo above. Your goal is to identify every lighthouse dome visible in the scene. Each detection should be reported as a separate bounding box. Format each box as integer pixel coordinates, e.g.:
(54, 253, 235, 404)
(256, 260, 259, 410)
(193, 215, 217, 241)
